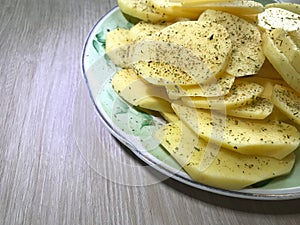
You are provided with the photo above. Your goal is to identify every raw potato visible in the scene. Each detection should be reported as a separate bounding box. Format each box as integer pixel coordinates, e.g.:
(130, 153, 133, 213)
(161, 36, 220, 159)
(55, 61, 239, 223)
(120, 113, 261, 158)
(156, 121, 295, 190)
(105, 28, 132, 66)
(133, 61, 197, 86)
(199, 9, 265, 77)
(272, 84, 300, 126)
(181, 80, 264, 110)
(117, 0, 173, 23)
(262, 31, 300, 93)
(129, 21, 168, 41)
(257, 7, 300, 31)
(165, 73, 235, 99)
(227, 97, 273, 120)
(148, 20, 232, 79)
(265, 3, 300, 15)
(111, 68, 173, 112)
(170, 0, 264, 17)
(107, 20, 232, 84)
(172, 102, 300, 159)
(239, 76, 286, 99)
(106, 21, 167, 66)
(269, 28, 300, 74)
(150, 0, 201, 19)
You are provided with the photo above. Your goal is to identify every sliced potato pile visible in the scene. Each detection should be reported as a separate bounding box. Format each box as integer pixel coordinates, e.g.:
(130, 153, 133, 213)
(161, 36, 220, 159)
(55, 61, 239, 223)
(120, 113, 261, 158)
(156, 120, 295, 190)
(105, 1, 300, 190)
(118, 0, 264, 23)
(172, 102, 300, 160)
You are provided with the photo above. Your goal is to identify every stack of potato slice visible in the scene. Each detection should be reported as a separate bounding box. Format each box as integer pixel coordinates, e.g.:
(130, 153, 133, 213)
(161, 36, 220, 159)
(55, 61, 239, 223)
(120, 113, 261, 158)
(117, 0, 265, 22)
(106, 1, 300, 190)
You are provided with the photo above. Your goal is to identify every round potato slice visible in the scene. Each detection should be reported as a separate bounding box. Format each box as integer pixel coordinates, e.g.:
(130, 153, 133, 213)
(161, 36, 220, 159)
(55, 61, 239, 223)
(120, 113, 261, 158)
(272, 84, 300, 126)
(258, 7, 300, 31)
(199, 9, 265, 77)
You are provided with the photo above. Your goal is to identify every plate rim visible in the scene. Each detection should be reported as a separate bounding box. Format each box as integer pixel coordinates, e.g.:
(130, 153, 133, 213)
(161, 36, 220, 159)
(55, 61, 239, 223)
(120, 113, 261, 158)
(81, 5, 300, 201)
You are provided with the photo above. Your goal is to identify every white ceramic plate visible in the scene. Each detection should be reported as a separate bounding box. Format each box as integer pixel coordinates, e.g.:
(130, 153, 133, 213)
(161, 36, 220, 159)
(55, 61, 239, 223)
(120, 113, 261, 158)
(81, 3, 300, 200)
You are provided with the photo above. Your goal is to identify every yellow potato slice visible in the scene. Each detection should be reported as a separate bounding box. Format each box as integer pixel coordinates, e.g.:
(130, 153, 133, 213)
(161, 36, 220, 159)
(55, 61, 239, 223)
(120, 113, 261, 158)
(257, 7, 300, 31)
(117, 0, 173, 23)
(132, 61, 196, 85)
(269, 28, 300, 74)
(272, 84, 300, 126)
(150, 0, 201, 19)
(239, 76, 286, 99)
(171, 0, 264, 16)
(199, 9, 265, 77)
(227, 97, 273, 120)
(149, 20, 232, 79)
(129, 21, 168, 41)
(265, 3, 300, 15)
(165, 73, 235, 99)
(156, 120, 295, 190)
(105, 28, 131, 50)
(111, 68, 173, 112)
(262, 31, 300, 93)
(105, 28, 132, 65)
(172, 102, 300, 159)
(181, 80, 264, 110)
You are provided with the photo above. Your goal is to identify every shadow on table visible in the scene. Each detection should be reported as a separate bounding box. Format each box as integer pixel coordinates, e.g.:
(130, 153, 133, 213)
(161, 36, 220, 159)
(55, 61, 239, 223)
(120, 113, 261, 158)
(162, 177, 300, 215)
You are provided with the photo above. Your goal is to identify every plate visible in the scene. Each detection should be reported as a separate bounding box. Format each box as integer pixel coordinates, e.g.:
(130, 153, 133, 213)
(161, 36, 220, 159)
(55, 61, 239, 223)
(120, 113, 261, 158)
(81, 3, 300, 200)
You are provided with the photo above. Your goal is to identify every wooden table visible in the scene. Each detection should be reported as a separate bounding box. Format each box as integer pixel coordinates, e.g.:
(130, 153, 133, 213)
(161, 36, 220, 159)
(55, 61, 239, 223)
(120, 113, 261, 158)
(1, 0, 300, 224)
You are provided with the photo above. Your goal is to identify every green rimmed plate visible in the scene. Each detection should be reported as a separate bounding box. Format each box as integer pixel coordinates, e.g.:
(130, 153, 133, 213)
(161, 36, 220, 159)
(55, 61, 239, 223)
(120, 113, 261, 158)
(81, 2, 300, 200)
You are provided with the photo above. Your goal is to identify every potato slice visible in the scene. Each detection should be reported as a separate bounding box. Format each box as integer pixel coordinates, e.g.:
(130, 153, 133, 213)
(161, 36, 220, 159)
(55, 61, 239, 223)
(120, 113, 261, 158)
(269, 28, 300, 74)
(129, 21, 168, 41)
(172, 0, 264, 16)
(257, 7, 300, 31)
(172, 102, 300, 159)
(105, 28, 131, 49)
(107, 20, 231, 84)
(165, 73, 235, 99)
(111, 68, 173, 112)
(227, 97, 273, 120)
(132, 61, 196, 86)
(272, 84, 300, 126)
(105, 28, 132, 65)
(265, 3, 300, 15)
(199, 9, 265, 77)
(262, 31, 300, 93)
(181, 80, 264, 110)
(150, 0, 201, 19)
(149, 20, 232, 79)
(156, 120, 295, 190)
(239, 76, 286, 99)
(117, 0, 173, 23)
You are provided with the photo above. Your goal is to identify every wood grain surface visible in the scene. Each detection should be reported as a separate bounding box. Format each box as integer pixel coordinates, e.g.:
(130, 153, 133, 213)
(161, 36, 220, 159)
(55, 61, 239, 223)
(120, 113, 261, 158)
(1, 0, 300, 224)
